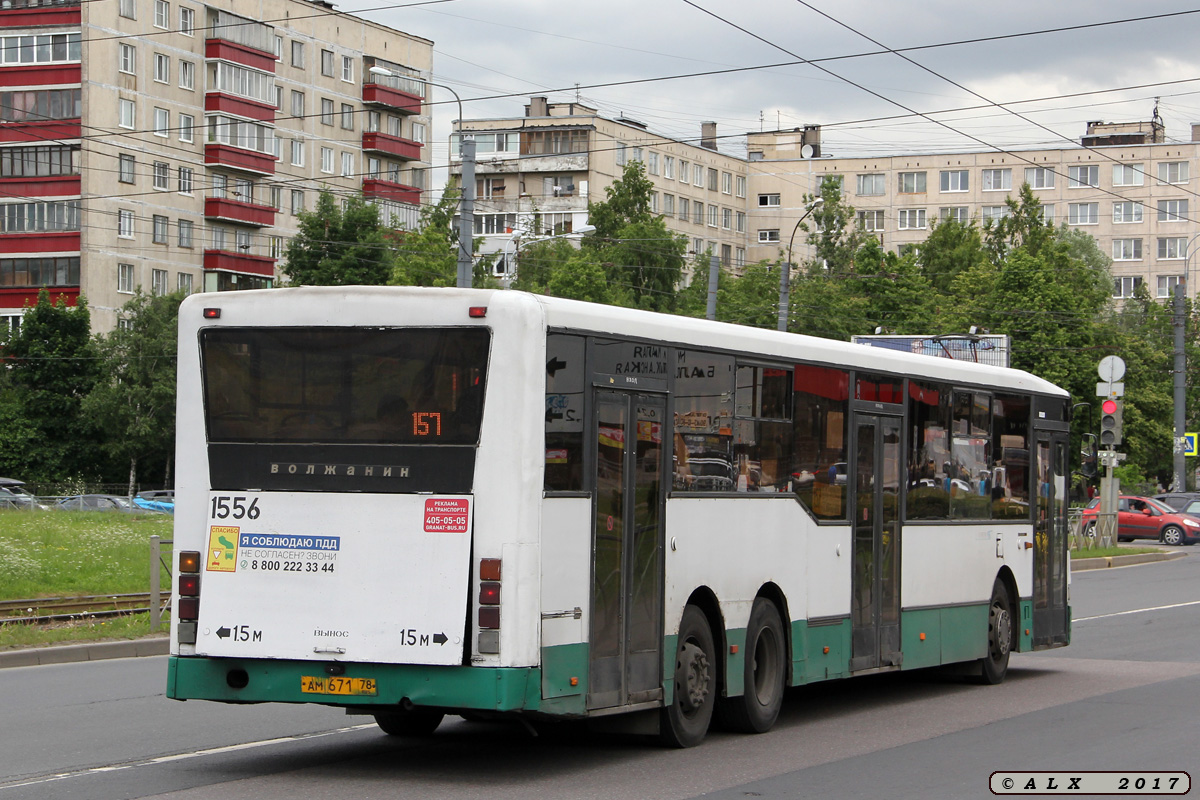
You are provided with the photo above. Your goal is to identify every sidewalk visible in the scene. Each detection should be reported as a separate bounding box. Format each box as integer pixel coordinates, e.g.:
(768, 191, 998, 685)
(1071, 549, 1188, 571)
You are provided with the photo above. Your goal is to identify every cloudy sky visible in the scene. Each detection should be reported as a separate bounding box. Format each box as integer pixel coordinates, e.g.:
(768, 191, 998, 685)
(340, 0, 1200, 178)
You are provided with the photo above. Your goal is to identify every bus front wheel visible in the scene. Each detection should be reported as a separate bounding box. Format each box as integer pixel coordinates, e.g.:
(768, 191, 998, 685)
(374, 708, 445, 737)
(660, 605, 716, 748)
(976, 581, 1013, 685)
(717, 599, 786, 733)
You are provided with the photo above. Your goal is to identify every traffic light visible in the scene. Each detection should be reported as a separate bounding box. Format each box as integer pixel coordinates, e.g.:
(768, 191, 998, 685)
(1100, 398, 1123, 446)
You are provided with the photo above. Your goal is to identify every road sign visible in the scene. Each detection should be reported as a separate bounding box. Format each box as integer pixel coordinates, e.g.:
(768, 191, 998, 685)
(1096, 381, 1125, 397)
(1185, 433, 1198, 457)
(1098, 356, 1126, 382)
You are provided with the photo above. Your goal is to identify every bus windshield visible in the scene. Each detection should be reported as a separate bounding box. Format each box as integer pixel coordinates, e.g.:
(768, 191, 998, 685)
(201, 327, 490, 445)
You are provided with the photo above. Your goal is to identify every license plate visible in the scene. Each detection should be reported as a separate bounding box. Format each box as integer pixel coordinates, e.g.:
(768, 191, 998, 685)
(300, 675, 377, 696)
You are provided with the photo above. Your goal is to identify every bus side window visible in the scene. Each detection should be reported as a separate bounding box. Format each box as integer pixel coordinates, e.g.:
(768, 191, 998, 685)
(545, 334, 586, 492)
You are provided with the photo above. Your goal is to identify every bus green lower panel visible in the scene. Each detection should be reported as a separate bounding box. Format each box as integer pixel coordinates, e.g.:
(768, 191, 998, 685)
(168, 656, 541, 712)
(793, 619, 851, 684)
(900, 604, 988, 670)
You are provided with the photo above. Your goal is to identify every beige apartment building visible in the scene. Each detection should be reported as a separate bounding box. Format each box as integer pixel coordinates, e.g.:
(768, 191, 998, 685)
(0, 0, 433, 333)
(747, 121, 1200, 302)
(451, 97, 750, 276)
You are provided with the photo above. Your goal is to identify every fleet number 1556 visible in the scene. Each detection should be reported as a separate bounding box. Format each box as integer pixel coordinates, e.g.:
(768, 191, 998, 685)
(211, 495, 261, 520)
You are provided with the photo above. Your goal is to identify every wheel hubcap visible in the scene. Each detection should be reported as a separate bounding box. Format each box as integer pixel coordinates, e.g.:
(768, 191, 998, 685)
(677, 641, 709, 713)
(990, 603, 1012, 660)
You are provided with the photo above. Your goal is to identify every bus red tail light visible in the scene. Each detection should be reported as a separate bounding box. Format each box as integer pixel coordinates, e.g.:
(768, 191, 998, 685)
(177, 596, 200, 622)
(177, 550, 201, 640)
(478, 582, 500, 605)
(477, 559, 501, 652)
(178, 575, 200, 597)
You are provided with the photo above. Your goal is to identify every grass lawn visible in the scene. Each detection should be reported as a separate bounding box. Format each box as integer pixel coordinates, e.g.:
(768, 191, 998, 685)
(1070, 545, 1160, 559)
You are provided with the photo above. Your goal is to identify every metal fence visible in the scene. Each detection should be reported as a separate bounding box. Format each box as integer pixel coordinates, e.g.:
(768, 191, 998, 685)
(1070, 507, 1115, 551)
(150, 535, 173, 630)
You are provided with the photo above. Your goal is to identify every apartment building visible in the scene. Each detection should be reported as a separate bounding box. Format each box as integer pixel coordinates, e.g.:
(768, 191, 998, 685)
(0, 0, 432, 333)
(451, 97, 750, 276)
(747, 121, 1200, 302)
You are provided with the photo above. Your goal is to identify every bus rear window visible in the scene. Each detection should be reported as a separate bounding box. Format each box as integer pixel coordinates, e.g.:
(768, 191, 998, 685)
(202, 327, 489, 445)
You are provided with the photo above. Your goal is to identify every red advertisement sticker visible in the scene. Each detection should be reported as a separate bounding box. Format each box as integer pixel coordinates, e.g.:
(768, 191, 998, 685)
(424, 498, 470, 533)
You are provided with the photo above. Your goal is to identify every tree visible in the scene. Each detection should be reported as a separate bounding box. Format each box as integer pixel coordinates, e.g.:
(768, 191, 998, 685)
(0, 290, 100, 483)
(803, 176, 866, 276)
(390, 182, 498, 288)
(282, 190, 398, 286)
(83, 291, 183, 494)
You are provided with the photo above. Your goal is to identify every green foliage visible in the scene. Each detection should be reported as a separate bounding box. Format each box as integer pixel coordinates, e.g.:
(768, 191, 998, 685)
(804, 176, 865, 276)
(282, 190, 398, 286)
(917, 217, 988, 293)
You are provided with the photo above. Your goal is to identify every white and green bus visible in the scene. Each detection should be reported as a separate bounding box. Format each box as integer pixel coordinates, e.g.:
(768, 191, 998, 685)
(167, 286, 1071, 747)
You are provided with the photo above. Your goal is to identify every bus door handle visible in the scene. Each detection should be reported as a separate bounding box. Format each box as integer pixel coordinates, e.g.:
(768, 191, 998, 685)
(996, 534, 1004, 558)
(541, 607, 583, 620)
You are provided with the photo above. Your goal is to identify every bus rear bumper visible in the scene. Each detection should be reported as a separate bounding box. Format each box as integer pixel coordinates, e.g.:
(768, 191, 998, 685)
(167, 655, 541, 713)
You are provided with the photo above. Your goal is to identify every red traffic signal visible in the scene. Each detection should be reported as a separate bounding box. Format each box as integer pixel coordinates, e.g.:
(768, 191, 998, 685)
(1101, 399, 1118, 415)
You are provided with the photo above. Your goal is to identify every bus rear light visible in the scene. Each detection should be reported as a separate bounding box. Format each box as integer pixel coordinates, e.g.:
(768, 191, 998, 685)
(178, 596, 200, 621)
(202, 308, 221, 319)
(479, 558, 501, 581)
(178, 574, 200, 597)
(478, 582, 501, 605)
(179, 551, 201, 573)
(468, 306, 487, 318)
(478, 607, 500, 629)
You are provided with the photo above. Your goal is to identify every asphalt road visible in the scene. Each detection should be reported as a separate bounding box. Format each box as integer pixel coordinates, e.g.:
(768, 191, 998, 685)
(2, 554, 1197, 800)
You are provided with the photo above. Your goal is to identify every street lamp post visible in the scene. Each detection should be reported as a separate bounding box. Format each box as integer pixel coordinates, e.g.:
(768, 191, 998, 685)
(503, 224, 596, 285)
(368, 67, 474, 288)
(779, 197, 824, 332)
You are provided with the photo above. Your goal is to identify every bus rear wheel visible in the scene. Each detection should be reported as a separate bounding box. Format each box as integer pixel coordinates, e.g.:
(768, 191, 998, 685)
(660, 605, 716, 748)
(976, 581, 1013, 685)
(717, 599, 786, 734)
(374, 708, 445, 737)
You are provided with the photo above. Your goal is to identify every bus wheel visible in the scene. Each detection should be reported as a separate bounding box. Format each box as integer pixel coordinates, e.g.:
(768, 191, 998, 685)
(976, 581, 1013, 685)
(718, 599, 786, 734)
(660, 605, 716, 748)
(374, 709, 444, 737)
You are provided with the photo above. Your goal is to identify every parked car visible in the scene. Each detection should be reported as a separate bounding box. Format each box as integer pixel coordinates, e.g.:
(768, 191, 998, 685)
(134, 490, 175, 514)
(55, 494, 165, 514)
(0, 477, 47, 510)
(1152, 491, 1200, 512)
(1081, 494, 1200, 546)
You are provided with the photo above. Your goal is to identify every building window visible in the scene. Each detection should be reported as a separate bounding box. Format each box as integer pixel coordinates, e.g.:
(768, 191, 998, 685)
(179, 114, 193, 142)
(678, 197, 689, 222)
(707, 168, 718, 191)
(982, 205, 1009, 222)
(119, 43, 136, 74)
(1113, 276, 1142, 299)
(232, 178, 253, 203)
(341, 55, 353, 82)
(0, 200, 79, 232)
(320, 147, 333, 173)
(722, 172, 732, 194)
(1113, 201, 1143, 224)
(615, 142, 626, 166)
(758, 194, 780, 207)
(153, 0, 168, 29)
(981, 168, 1011, 191)
(152, 215, 168, 244)
(291, 41, 304, 68)
(1158, 237, 1187, 260)
(269, 186, 281, 209)
(153, 53, 169, 83)
(1024, 166, 1055, 189)
(1068, 165, 1099, 188)
(320, 49, 334, 77)
(210, 226, 227, 250)
(898, 172, 926, 194)
(678, 160, 689, 183)
(118, 154, 135, 183)
(180, 6, 194, 35)
(118, 263, 134, 294)
(856, 173, 885, 196)
(119, 0, 136, 19)
(118, 209, 134, 238)
(152, 268, 168, 295)
(153, 107, 168, 137)
(1113, 163, 1144, 186)
(736, 211, 746, 233)
(0, 145, 79, 178)
(708, 204, 721, 227)
(178, 219, 193, 247)
(722, 207, 732, 229)
(1158, 275, 1183, 298)
(341, 152, 354, 177)
(269, 236, 284, 259)
(1112, 239, 1142, 261)
(179, 60, 194, 90)
(291, 139, 304, 167)
(1157, 199, 1188, 223)
(290, 90, 304, 118)
(663, 156, 674, 180)
(320, 98, 334, 125)
(736, 175, 746, 198)
(758, 229, 780, 243)
(1039, 204, 1055, 225)
(477, 177, 505, 198)
(119, 98, 135, 129)
(1067, 202, 1098, 225)
(1158, 161, 1189, 185)
(236, 229, 252, 253)
(211, 174, 226, 198)
(152, 161, 169, 190)
(693, 202, 703, 226)
(647, 151, 659, 175)
(340, 103, 354, 130)
(291, 189, 304, 214)
(897, 208, 926, 229)
(939, 206, 969, 223)
(663, 193, 675, 216)
(693, 164, 704, 187)
(410, 121, 425, 143)
(858, 210, 885, 231)
(940, 169, 968, 192)
(178, 272, 193, 294)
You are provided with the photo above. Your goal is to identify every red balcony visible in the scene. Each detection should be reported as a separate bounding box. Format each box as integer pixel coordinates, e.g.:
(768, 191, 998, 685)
(205, 39, 276, 74)
(0, 2, 80, 28)
(203, 249, 276, 277)
(362, 178, 420, 206)
(0, 120, 80, 143)
(361, 83, 422, 115)
(0, 174, 80, 199)
(205, 143, 276, 176)
(0, 231, 79, 253)
(361, 132, 422, 162)
(205, 196, 276, 227)
(205, 92, 276, 123)
(0, 64, 80, 88)
(0, 286, 78, 310)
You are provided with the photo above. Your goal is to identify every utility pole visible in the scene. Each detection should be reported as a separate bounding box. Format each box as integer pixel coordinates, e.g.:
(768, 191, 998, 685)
(1173, 283, 1186, 491)
(705, 254, 719, 321)
(456, 136, 476, 289)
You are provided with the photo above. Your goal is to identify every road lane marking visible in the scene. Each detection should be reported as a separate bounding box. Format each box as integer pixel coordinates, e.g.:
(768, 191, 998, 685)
(0, 724, 375, 791)
(1074, 599, 1200, 622)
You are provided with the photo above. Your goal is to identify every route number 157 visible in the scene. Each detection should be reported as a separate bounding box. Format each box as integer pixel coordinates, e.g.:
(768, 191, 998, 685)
(211, 495, 260, 520)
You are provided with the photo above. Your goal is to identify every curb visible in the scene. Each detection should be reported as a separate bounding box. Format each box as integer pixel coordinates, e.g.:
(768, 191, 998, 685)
(0, 636, 168, 669)
(1072, 551, 1188, 571)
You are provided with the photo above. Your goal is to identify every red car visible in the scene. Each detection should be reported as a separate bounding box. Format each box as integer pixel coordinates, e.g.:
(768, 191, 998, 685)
(1081, 495, 1200, 546)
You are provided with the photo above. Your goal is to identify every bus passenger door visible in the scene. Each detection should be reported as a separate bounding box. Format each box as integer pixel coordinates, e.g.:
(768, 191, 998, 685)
(588, 389, 666, 710)
(850, 414, 903, 672)
(1033, 433, 1069, 646)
